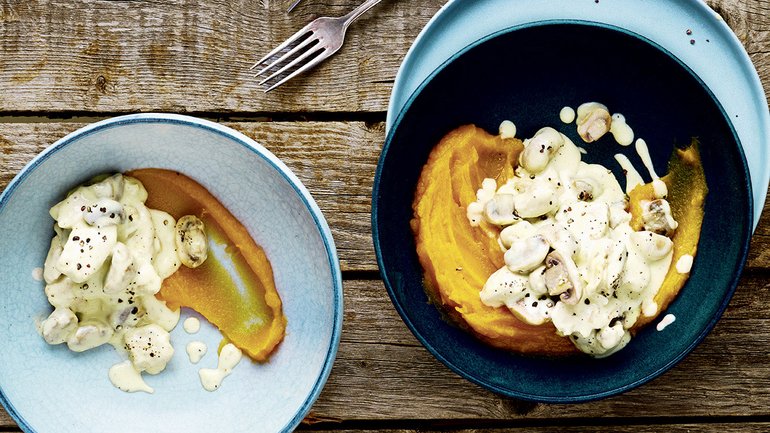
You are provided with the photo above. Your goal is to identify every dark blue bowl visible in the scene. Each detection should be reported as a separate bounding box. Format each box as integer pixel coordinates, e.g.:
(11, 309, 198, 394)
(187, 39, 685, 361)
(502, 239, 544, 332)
(373, 21, 753, 402)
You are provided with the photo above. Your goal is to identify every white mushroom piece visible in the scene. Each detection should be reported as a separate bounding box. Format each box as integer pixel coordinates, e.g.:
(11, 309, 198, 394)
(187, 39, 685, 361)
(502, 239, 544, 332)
(40, 307, 78, 345)
(576, 102, 612, 143)
(104, 242, 136, 294)
(83, 198, 125, 227)
(124, 324, 174, 375)
(504, 235, 550, 273)
(543, 251, 583, 305)
(67, 320, 114, 352)
(519, 127, 564, 174)
(483, 194, 518, 225)
(629, 230, 674, 261)
(175, 215, 208, 268)
(513, 178, 558, 218)
(641, 199, 678, 237)
(572, 177, 603, 202)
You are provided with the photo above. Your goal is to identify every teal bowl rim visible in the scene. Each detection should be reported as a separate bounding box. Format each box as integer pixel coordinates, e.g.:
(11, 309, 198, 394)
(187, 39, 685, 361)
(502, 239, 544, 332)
(372, 19, 753, 402)
(0, 113, 344, 432)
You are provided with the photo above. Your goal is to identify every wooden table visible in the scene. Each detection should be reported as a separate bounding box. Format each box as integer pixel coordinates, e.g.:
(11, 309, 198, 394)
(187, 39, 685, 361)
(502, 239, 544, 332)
(1, 0, 769, 431)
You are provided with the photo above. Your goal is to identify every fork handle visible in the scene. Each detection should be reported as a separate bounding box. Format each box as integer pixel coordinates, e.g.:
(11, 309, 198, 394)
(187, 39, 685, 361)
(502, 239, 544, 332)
(341, 0, 383, 28)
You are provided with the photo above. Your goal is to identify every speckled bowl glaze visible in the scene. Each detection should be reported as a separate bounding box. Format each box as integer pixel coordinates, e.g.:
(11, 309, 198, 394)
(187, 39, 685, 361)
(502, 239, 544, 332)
(0, 114, 343, 433)
(374, 22, 753, 402)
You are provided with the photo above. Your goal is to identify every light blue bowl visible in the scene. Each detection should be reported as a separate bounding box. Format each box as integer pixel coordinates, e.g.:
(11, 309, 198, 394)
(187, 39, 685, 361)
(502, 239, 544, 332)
(0, 114, 343, 433)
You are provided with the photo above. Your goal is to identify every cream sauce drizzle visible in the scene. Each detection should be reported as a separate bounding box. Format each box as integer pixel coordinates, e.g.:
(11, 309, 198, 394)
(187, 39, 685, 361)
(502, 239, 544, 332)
(109, 360, 154, 394)
(559, 107, 576, 124)
(199, 343, 242, 391)
(635, 138, 659, 179)
(183, 317, 201, 334)
(656, 313, 677, 331)
(614, 154, 645, 193)
(609, 113, 634, 146)
(32, 267, 43, 281)
(676, 254, 694, 274)
(186, 341, 207, 364)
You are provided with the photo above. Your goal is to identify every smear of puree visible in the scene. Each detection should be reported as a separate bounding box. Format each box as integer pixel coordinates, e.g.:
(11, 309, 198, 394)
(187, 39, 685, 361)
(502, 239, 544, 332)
(411, 125, 576, 355)
(127, 169, 286, 362)
(411, 125, 707, 356)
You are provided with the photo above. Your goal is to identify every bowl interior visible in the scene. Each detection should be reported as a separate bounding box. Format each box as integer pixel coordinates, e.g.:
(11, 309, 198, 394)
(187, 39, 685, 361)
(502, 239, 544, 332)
(374, 22, 752, 401)
(0, 117, 340, 432)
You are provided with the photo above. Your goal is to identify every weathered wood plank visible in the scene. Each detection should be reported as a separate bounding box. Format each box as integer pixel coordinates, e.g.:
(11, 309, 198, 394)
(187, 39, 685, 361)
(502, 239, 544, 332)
(2, 121, 770, 272)
(308, 275, 770, 421)
(0, 0, 767, 113)
(0, 0, 444, 113)
(1, 273, 767, 429)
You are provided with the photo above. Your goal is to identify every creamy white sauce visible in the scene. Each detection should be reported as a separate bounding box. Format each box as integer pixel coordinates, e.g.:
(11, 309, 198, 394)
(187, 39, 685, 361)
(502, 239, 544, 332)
(183, 317, 201, 334)
(467, 178, 497, 227)
(614, 154, 645, 193)
(38, 174, 209, 393)
(652, 179, 668, 199)
(609, 113, 634, 146)
(471, 112, 681, 357)
(656, 313, 676, 331)
(32, 267, 43, 281)
(635, 138, 659, 179)
(109, 360, 154, 394)
(676, 254, 694, 274)
(186, 341, 207, 364)
(199, 343, 242, 391)
(559, 106, 576, 124)
(499, 120, 517, 139)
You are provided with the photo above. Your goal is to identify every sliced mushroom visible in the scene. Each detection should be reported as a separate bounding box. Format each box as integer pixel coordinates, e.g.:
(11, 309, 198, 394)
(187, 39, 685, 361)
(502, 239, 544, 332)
(83, 198, 125, 227)
(538, 222, 578, 258)
(519, 127, 564, 174)
(629, 230, 673, 261)
(508, 294, 555, 326)
(104, 242, 136, 294)
(479, 267, 529, 307)
(66, 321, 113, 352)
(641, 199, 678, 237)
(504, 235, 550, 273)
(576, 102, 611, 143)
(573, 177, 603, 202)
(528, 265, 548, 295)
(175, 215, 208, 268)
(483, 193, 518, 225)
(499, 221, 537, 249)
(44, 277, 75, 309)
(92, 173, 126, 200)
(513, 178, 557, 218)
(543, 251, 583, 305)
(608, 198, 631, 228)
(40, 307, 78, 345)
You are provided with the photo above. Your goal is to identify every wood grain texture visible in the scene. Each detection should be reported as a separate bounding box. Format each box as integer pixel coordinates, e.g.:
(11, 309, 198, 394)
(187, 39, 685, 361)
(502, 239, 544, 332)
(0, 0, 767, 113)
(1, 121, 769, 272)
(0, 0, 444, 114)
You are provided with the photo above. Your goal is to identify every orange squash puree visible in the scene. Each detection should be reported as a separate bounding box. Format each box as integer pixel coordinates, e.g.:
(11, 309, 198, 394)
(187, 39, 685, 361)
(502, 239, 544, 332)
(411, 125, 576, 355)
(127, 168, 286, 362)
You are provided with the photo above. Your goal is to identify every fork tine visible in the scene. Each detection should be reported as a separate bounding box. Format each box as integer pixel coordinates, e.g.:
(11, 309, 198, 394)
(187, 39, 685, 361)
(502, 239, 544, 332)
(254, 36, 319, 78)
(263, 49, 330, 93)
(259, 46, 325, 85)
(249, 23, 314, 70)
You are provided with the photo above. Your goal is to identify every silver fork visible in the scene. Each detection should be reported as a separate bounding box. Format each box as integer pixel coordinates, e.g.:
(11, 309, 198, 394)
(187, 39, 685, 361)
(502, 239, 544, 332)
(250, 0, 384, 92)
